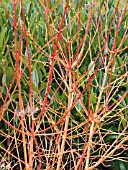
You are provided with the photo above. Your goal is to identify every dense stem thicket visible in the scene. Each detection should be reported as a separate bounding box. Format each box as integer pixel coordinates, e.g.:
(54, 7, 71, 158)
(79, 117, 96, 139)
(0, 0, 128, 169)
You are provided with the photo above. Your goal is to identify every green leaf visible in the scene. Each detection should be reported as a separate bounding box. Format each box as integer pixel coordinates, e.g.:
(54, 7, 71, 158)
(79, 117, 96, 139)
(6, 67, 14, 86)
(0, 27, 7, 47)
(36, 65, 42, 82)
(115, 160, 120, 170)
(76, 100, 82, 111)
(88, 60, 95, 76)
(106, 134, 118, 141)
(51, 0, 63, 10)
(21, 54, 28, 65)
(25, 2, 31, 15)
(40, 64, 46, 76)
(118, 94, 126, 107)
(60, 93, 67, 103)
(32, 68, 39, 86)
(119, 161, 127, 170)
(117, 55, 123, 66)
(12, 91, 19, 100)
(90, 92, 97, 104)
(2, 74, 6, 86)
(39, 82, 46, 92)
(121, 118, 126, 129)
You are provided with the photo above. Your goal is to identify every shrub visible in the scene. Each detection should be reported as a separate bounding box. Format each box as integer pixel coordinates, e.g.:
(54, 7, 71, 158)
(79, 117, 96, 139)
(0, 0, 128, 169)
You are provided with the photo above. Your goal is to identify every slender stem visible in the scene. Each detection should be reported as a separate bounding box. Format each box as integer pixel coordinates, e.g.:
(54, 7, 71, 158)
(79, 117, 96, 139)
(57, 70, 73, 170)
(13, 1, 28, 169)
